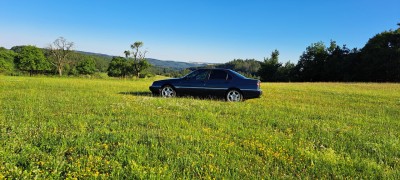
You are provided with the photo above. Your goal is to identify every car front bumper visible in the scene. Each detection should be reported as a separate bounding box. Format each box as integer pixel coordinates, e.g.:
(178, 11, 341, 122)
(149, 85, 161, 94)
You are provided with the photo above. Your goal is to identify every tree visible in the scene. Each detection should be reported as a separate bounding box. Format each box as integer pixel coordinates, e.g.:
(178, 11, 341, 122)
(59, 51, 111, 74)
(107, 56, 130, 77)
(216, 59, 261, 77)
(257, 50, 282, 82)
(48, 37, 74, 76)
(275, 61, 295, 82)
(76, 58, 97, 75)
(10, 46, 25, 54)
(124, 50, 130, 58)
(14, 45, 50, 76)
(322, 43, 353, 81)
(357, 27, 400, 82)
(125, 41, 151, 77)
(294, 42, 328, 81)
(0, 47, 16, 73)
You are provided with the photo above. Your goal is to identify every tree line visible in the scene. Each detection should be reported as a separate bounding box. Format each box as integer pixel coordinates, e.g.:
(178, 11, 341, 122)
(0, 37, 151, 78)
(0, 38, 110, 76)
(207, 24, 400, 82)
(1, 24, 399, 81)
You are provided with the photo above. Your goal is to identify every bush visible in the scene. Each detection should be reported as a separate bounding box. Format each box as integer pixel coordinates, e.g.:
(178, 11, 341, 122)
(139, 73, 155, 78)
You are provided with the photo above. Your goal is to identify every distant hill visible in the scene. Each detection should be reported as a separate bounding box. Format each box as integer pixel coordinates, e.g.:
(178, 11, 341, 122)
(76, 51, 212, 70)
(146, 58, 212, 70)
(75, 50, 113, 59)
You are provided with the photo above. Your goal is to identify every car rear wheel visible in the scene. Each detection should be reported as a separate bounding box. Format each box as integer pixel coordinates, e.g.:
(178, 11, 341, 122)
(226, 89, 242, 102)
(161, 85, 176, 98)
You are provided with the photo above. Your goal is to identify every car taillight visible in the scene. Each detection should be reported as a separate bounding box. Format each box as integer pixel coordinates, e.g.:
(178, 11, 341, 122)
(257, 80, 260, 89)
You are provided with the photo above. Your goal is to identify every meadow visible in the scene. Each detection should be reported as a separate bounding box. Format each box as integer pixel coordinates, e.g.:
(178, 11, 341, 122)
(0, 75, 399, 179)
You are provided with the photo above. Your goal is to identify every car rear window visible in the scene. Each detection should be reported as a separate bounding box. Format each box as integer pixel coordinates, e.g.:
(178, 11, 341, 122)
(209, 70, 228, 80)
(229, 70, 247, 79)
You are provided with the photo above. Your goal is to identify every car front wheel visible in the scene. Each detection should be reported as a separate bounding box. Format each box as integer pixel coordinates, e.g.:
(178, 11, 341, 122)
(161, 85, 176, 98)
(226, 89, 242, 102)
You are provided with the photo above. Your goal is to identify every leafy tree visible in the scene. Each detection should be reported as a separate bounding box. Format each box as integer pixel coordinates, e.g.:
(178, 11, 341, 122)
(107, 56, 129, 77)
(258, 50, 282, 82)
(129, 58, 151, 77)
(357, 27, 400, 82)
(323, 43, 353, 81)
(294, 42, 328, 81)
(0, 47, 16, 73)
(275, 61, 295, 81)
(291, 23, 400, 82)
(14, 45, 50, 76)
(93, 56, 111, 72)
(125, 41, 151, 77)
(62, 51, 111, 74)
(124, 50, 130, 58)
(216, 59, 261, 77)
(48, 37, 74, 76)
(291, 40, 365, 82)
(76, 58, 97, 75)
(10, 46, 25, 54)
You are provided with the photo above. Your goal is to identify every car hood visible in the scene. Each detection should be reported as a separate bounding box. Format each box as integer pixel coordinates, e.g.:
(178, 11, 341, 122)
(152, 78, 182, 85)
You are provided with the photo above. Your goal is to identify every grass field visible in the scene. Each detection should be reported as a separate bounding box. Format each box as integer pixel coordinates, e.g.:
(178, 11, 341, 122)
(0, 75, 399, 179)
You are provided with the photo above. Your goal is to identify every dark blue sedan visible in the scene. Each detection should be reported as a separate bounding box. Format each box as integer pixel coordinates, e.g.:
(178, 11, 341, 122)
(149, 68, 262, 101)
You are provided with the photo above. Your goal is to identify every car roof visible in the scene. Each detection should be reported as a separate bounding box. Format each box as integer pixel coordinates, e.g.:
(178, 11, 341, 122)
(194, 68, 247, 78)
(195, 68, 231, 71)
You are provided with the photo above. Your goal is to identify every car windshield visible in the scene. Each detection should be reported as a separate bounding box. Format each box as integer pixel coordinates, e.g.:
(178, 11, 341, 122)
(183, 70, 199, 79)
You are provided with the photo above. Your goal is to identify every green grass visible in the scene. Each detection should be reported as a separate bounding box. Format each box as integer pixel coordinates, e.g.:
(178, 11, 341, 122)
(0, 75, 399, 179)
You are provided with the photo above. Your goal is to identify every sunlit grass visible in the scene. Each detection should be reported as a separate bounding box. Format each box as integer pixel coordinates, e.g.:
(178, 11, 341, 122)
(0, 75, 399, 178)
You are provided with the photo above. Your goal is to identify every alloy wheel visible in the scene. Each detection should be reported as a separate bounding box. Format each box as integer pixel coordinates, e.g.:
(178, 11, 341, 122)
(161, 86, 176, 98)
(227, 90, 242, 102)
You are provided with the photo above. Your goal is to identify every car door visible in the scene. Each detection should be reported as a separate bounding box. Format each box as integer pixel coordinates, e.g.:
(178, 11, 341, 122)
(179, 69, 210, 96)
(204, 69, 230, 97)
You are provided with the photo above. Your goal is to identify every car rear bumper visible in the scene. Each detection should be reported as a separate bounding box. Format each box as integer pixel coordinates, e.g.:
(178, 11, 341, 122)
(242, 89, 262, 99)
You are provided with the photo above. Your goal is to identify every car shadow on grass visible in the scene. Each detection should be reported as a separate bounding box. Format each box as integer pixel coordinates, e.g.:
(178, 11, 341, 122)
(119, 91, 227, 102)
(119, 91, 154, 97)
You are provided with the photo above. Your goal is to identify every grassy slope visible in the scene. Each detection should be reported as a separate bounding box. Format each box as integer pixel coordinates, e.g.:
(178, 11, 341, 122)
(0, 76, 399, 179)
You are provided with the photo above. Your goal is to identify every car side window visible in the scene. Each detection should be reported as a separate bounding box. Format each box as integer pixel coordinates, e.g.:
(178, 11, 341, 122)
(227, 74, 232, 80)
(195, 70, 209, 80)
(209, 70, 228, 80)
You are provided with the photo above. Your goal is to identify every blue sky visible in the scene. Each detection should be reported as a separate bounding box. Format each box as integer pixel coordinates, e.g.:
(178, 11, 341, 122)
(0, 0, 399, 63)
